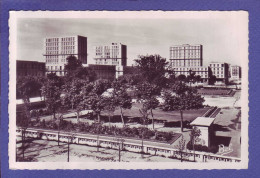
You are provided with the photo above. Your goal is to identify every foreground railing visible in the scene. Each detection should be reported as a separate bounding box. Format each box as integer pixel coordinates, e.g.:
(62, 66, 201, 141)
(16, 127, 241, 163)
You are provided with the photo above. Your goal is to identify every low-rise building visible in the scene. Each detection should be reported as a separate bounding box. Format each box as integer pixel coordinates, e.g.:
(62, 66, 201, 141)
(230, 65, 241, 79)
(209, 62, 229, 84)
(88, 64, 116, 81)
(16, 60, 45, 78)
(172, 66, 211, 83)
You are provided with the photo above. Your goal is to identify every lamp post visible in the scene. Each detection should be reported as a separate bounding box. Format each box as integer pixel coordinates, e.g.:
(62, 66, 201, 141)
(113, 133, 125, 162)
(67, 134, 74, 162)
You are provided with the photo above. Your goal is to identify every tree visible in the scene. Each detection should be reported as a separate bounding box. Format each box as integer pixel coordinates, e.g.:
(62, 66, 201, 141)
(17, 76, 43, 100)
(86, 79, 111, 123)
(41, 79, 61, 120)
(64, 55, 96, 82)
(177, 74, 186, 83)
(186, 70, 196, 86)
(61, 79, 87, 123)
(103, 96, 116, 128)
(46, 73, 64, 88)
(136, 82, 160, 129)
(176, 135, 186, 162)
(209, 75, 217, 85)
(135, 54, 171, 87)
(146, 96, 159, 130)
(111, 80, 132, 125)
(190, 126, 201, 162)
(162, 82, 204, 132)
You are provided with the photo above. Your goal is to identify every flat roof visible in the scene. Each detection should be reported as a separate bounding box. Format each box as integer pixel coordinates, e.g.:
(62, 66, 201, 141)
(190, 117, 215, 127)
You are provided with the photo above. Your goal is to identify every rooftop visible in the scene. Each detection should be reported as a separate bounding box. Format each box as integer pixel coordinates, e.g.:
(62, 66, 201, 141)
(190, 117, 215, 127)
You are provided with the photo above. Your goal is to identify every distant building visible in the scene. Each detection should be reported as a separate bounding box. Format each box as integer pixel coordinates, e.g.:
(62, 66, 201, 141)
(170, 44, 203, 67)
(209, 62, 229, 84)
(170, 44, 209, 82)
(94, 43, 127, 66)
(43, 35, 87, 76)
(230, 65, 241, 79)
(173, 66, 211, 83)
(88, 64, 116, 81)
(16, 60, 45, 78)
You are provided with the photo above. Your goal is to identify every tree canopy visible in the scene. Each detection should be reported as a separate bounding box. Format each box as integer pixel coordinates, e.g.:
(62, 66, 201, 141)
(162, 82, 205, 132)
(135, 54, 172, 87)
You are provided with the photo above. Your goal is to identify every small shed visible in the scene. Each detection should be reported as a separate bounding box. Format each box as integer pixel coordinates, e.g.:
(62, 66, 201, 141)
(190, 117, 215, 147)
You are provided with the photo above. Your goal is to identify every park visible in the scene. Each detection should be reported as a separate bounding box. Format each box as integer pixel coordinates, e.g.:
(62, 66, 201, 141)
(16, 55, 242, 162)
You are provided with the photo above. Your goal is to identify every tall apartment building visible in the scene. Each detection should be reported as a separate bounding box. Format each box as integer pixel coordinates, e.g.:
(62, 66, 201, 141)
(94, 43, 127, 66)
(170, 44, 203, 67)
(230, 65, 241, 79)
(170, 44, 210, 82)
(209, 62, 229, 84)
(43, 35, 87, 76)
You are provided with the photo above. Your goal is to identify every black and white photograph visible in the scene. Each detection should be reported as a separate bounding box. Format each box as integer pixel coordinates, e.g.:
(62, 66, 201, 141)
(9, 11, 248, 169)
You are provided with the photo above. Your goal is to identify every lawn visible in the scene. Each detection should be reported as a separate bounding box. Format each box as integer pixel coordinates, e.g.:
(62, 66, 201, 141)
(102, 103, 210, 122)
(197, 88, 232, 96)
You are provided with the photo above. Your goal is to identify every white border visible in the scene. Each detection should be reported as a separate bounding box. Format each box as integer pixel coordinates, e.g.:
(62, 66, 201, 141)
(9, 11, 249, 170)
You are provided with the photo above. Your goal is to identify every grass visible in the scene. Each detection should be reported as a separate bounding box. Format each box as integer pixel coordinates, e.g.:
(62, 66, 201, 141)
(102, 103, 210, 122)
(197, 88, 232, 95)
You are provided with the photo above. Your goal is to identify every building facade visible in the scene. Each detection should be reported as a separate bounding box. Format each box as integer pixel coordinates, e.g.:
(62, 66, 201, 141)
(209, 62, 229, 84)
(170, 44, 210, 82)
(94, 43, 127, 66)
(170, 44, 203, 67)
(230, 65, 241, 79)
(43, 35, 87, 76)
(16, 60, 45, 78)
(172, 66, 210, 82)
(88, 64, 116, 81)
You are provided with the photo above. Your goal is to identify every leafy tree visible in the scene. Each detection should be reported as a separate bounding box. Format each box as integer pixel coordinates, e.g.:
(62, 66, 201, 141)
(17, 76, 43, 127)
(64, 55, 96, 82)
(175, 135, 186, 162)
(190, 126, 201, 162)
(41, 79, 61, 120)
(209, 75, 217, 85)
(111, 80, 132, 125)
(61, 79, 88, 123)
(162, 82, 204, 132)
(135, 54, 172, 87)
(117, 73, 144, 87)
(86, 79, 111, 123)
(177, 74, 186, 83)
(136, 82, 160, 128)
(195, 75, 202, 84)
(103, 96, 116, 128)
(46, 73, 64, 88)
(186, 70, 196, 86)
(146, 96, 159, 129)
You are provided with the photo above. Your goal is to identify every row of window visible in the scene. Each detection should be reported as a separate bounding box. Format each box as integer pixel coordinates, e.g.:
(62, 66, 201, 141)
(170, 46, 201, 50)
(61, 37, 75, 42)
(47, 66, 63, 70)
(46, 42, 58, 46)
(176, 72, 208, 78)
(210, 64, 225, 67)
(174, 67, 207, 71)
(213, 71, 224, 75)
(46, 38, 59, 42)
(46, 47, 58, 51)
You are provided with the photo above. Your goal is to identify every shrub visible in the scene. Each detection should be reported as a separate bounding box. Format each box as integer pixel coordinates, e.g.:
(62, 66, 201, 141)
(186, 141, 218, 153)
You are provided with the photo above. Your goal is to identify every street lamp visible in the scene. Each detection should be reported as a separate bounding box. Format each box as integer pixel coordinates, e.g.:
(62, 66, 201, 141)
(113, 132, 125, 162)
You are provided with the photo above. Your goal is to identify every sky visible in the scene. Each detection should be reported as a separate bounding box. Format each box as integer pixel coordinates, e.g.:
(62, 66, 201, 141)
(16, 12, 248, 66)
